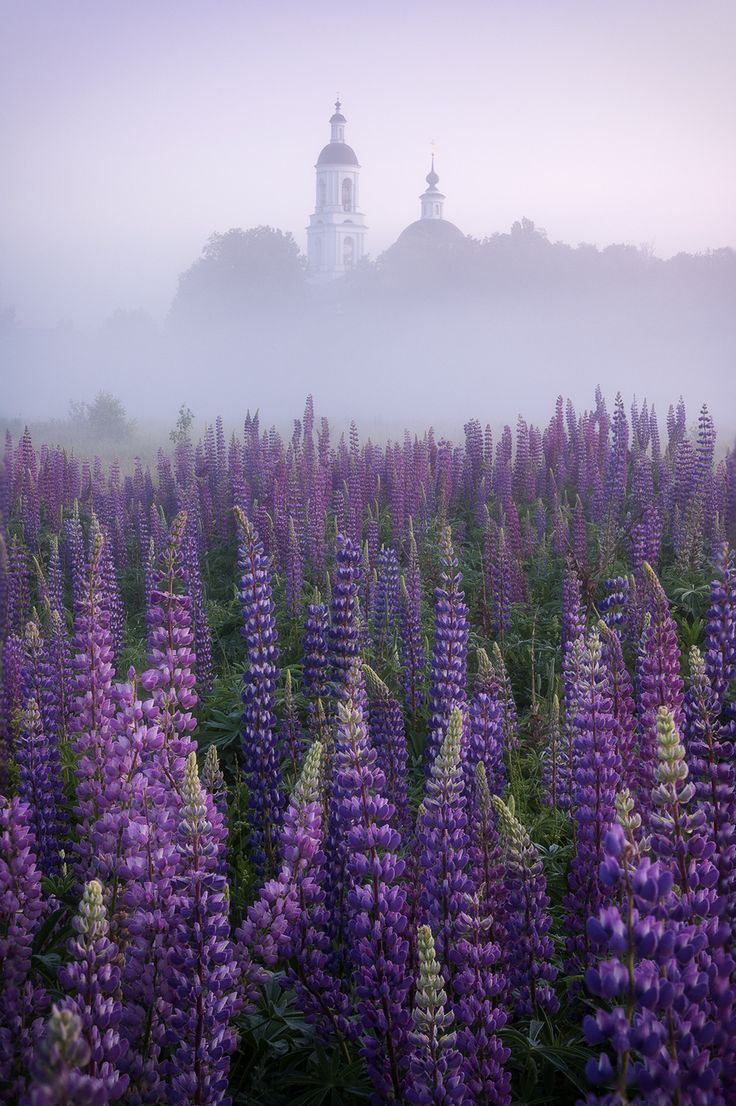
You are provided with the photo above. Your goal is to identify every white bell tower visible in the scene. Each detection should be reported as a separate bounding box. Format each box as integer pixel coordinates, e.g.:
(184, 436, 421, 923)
(307, 100, 368, 283)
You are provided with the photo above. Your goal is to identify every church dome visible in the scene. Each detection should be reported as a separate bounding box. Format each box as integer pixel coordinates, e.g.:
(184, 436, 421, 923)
(395, 218, 464, 245)
(317, 142, 359, 166)
(391, 155, 463, 246)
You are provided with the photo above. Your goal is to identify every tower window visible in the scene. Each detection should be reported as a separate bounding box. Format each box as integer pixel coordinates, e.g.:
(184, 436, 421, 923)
(342, 178, 353, 211)
(318, 179, 326, 208)
(343, 236, 354, 268)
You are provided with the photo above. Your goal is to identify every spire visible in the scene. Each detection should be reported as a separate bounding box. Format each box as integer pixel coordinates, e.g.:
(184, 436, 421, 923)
(330, 97, 346, 140)
(420, 152, 445, 221)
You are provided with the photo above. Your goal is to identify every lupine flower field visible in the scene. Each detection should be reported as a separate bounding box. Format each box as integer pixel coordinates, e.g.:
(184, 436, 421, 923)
(1, 390, 736, 1106)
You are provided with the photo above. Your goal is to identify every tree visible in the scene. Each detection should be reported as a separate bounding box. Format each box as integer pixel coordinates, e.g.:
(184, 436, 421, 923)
(170, 404, 195, 445)
(69, 392, 132, 442)
(169, 226, 307, 327)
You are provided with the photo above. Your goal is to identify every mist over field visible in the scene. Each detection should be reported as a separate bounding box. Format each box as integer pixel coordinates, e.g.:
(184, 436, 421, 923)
(3, 232, 735, 442)
(2, 1, 735, 444)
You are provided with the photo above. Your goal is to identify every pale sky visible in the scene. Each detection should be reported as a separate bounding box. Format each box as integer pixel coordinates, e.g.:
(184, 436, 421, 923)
(2, 0, 735, 327)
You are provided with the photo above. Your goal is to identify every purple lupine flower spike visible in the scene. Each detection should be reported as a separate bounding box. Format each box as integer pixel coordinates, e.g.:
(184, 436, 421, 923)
(201, 744, 229, 877)
(703, 542, 736, 706)
(335, 682, 412, 1102)
(684, 646, 736, 927)
(0, 795, 48, 1101)
(541, 693, 569, 811)
(327, 533, 363, 704)
(492, 794, 558, 1016)
(583, 822, 723, 1104)
(490, 643, 518, 755)
(182, 514, 214, 696)
(467, 647, 506, 803)
(599, 620, 637, 790)
(426, 528, 469, 768)
(398, 521, 425, 722)
(235, 505, 283, 876)
(70, 530, 117, 881)
(635, 563, 684, 822)
(364, 663, 411, 840)
(28, 1005, 109, 1106)
(563, 631, 621, 977)
(406, 925, 468, 1106)
(418, 707, 473, 978)
(372, 544, 400, 659)
(57, 880, 128, 1101)
(140, 510, 198, 798)
(451, 892, 511, 1106)
(470, 762, 508, 963)
(16, 696, 65, 876)
(239, 740, 353, 1042)
(166, 753, 240, 1106)
(303, 588, 330, 741)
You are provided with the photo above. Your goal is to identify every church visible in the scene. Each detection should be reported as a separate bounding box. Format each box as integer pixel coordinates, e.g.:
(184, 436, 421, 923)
(306, 101, 463, 283)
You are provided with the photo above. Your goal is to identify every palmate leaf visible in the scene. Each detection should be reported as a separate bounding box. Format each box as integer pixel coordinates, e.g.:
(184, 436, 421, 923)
(236, 975, 314, 1059)
(501, 1016, 592, 1103)
(31, 900, 74, 990)
(279, 1047, 371, 1106)
(199, 704, 242, 751)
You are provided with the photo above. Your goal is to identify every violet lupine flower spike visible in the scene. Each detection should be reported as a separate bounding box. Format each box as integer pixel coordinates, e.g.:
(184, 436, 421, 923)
(202, 743, 229, 876)
(327, 533, 363, 705)
(372, 544, 400, 660)
(57, 880, 128, 1102)
(166, 753, 240, 1106)
(451, 892, 511, 1106)
(70, 529, 117, 881)
(140, 510, 198, 798)
(684, 646, 736, 926)
(399, 573, 425, 725)
(492, 794, 559, 1016)
(417, 707, 473, 978)
(286, 515, 304, 617)
(235, 505, 283, 876)
(239, 741, 353, 1043)
(303, 588, 330, 741)
(398, 521, 425, 723)
(615, 787, 643, 859)
(28, 1005, 109, 1106)
(335, 684, 412, 1103)
(648, 704, 726, 1004)
(490, 642, 519, 755)
(16, 696, 65, 876)
(364, 663, 411, 840)
(470, 762, 508, 961)
(426, 528, 469, 768)
(563, 631, 621, 977)
(467, 647, 506, 804)
(584, 823, 724, 1105)
(182, 517, 214, 696)
(88, 515, 125, 661)
(703, 542, 736, 707)
(598, 620, 637, 792)
(635, 562, 684, 822)
(406, 925, 468, 1106)
(541, 694, 570, 812)
(0, 795, 48, 1101)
